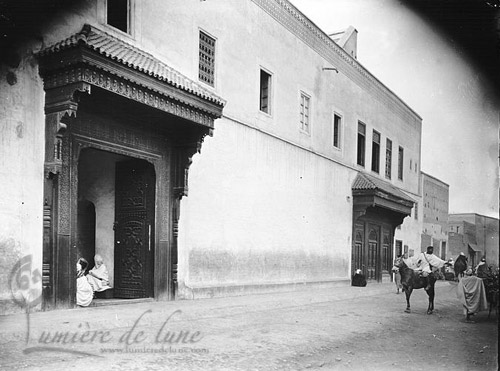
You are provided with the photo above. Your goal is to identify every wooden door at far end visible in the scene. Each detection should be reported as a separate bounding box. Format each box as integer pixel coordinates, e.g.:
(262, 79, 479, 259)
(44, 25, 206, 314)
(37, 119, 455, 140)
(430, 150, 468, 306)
(366, 224, 379, 281)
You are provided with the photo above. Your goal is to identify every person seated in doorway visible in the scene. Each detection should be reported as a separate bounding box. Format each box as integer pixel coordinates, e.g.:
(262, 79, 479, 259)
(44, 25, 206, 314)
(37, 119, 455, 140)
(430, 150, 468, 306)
(351, 269, 367, 287)
(87, 254, 111, 293)
(76, 258, 93, 307)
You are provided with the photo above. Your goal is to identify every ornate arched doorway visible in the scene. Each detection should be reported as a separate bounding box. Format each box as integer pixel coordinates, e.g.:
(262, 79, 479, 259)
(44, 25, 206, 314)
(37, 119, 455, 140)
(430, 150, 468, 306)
(39, 25, 225, 309)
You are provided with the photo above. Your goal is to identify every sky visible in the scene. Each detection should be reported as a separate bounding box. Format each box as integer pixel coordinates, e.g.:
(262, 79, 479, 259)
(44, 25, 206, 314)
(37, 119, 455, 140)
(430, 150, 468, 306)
(289, 0, 499, 219)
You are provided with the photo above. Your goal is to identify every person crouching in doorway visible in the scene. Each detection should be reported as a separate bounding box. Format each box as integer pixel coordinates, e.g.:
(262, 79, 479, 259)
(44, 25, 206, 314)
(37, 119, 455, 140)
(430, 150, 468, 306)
(76, 258, 93, 307)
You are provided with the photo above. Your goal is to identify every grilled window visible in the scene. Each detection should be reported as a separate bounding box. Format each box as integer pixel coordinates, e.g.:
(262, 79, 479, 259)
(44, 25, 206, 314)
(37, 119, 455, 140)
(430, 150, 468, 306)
(199, 31, 216, 86)
(385, 138, 392, 179)
(300, 93, 310, 133)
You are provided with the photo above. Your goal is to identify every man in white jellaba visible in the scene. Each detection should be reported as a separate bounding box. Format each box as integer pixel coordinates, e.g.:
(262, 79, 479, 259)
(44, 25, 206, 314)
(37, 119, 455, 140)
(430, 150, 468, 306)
(415, 245, 448, 291)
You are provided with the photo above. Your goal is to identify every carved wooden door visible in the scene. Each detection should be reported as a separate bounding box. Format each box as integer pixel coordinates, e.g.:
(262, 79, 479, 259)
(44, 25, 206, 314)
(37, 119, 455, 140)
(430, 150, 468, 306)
(367, 225, 379, 281)
(114, 159, 155, 298)
(381, 227, 392, 275)
(352, 222, 364, 276)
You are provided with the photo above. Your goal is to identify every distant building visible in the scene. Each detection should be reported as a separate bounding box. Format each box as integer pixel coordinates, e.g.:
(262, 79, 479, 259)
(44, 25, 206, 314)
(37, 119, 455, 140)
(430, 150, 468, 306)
(448, 214, 499, 268)
(420, 172, 449, 259)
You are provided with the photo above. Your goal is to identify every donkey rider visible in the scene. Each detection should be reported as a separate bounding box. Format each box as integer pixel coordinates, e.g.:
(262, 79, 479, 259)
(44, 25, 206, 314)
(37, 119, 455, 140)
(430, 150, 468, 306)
(415, 245, 449, 291)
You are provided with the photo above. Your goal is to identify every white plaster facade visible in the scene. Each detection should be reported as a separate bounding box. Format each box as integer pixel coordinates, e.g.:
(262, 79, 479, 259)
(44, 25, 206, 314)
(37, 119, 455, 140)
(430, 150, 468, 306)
(0, 0, 423, 313)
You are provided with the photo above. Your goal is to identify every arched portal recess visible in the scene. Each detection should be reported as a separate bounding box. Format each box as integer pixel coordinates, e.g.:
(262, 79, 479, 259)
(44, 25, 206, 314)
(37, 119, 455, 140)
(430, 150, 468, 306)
(39, 24, 225, 309)
(78, 148, 157, 299)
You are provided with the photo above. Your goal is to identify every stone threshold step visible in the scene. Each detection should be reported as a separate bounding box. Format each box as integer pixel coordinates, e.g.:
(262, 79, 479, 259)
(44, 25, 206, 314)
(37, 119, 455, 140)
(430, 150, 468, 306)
(90, 297, 154, 307)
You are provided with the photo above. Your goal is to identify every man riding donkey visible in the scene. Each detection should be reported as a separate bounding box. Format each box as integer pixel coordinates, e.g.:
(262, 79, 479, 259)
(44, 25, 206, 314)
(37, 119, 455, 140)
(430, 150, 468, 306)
(394, 245, 451, 314)
(414, 245, 448, 291)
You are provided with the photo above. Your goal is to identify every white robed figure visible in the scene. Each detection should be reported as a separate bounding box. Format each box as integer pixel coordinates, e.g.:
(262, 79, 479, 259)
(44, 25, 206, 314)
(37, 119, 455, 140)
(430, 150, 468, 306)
(76, 258, 93, 307)
(87, 254, 111, 292)
(416, 246, 447, 275)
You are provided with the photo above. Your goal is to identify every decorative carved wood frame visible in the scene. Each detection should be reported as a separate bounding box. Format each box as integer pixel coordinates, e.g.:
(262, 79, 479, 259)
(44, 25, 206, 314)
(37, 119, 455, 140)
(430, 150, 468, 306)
(352, 188, 413, 227)
(39, 40, 223, 309)
(351, 181, 414, 282)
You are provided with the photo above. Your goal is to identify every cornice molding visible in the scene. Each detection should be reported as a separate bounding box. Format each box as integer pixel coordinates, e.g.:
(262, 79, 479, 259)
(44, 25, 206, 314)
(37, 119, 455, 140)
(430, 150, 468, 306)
(39, 45, 224, 128)
(41, 64, 217, 128)
(252, 0, 422, 125)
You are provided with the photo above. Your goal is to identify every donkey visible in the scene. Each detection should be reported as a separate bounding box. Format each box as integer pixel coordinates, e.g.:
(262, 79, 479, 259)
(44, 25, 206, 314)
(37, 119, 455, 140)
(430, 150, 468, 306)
(394, 257, 437, 314)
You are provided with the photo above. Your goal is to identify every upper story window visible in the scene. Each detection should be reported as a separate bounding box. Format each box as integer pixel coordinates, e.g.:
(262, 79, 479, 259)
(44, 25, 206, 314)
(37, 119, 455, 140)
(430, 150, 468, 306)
(385, 138, 392, 179)
(398, 146, 404, 180)
(199, 31, 216, 87)
(259, 69, 272, 114)
(371, 130, 380, 173)
(299, 92, 311, 134)
(333, 113, 342, 148)
(107, 0, 130, 33)
(357, 121, 366, 167)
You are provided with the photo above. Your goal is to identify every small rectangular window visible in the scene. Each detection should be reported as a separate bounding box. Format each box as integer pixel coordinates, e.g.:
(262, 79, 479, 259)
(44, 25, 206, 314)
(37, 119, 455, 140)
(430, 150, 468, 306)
(395, 240, 403, 256)
(107, 0, 130, 33)
(371, 130, 380, 173)
(357, 122, 366, 167)
(385, 138, 392, 179)
(260, 70, 271, 114)
(300, 92, 310, 133)
(398, 146, 404, 180)
(333, 113, 341, 148)
(414, 202, 418, 220)
(199, 31, 216, 86)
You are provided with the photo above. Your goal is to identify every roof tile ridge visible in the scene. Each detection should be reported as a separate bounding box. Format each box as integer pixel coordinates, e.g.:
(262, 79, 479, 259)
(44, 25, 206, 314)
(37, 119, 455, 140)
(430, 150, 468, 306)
(84, 24, 155, 61)
(37, 26, 88, 56)
(38, 24, 226, 106)
(359, 171, 375, 187)
(84, 25, 224, 104)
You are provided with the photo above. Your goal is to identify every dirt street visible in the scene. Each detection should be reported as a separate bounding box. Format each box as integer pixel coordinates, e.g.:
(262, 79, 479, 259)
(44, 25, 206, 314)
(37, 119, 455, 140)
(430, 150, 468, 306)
(0, 281, 497, 371)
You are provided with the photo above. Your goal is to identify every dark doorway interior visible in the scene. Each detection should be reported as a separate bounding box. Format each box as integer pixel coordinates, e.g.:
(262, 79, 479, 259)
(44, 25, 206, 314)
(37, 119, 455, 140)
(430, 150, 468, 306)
(77, 148, 156, 300)
(77, 200, 96, 268)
